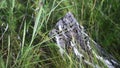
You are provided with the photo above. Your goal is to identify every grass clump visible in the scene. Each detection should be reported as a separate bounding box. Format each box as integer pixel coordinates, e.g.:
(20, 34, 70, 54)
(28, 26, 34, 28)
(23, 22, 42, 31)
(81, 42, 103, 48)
(0, 0, 120, 68)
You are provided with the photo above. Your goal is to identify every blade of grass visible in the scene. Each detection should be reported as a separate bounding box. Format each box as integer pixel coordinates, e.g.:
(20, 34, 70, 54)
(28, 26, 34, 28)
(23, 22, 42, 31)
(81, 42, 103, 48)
(6, 35, 10, 68)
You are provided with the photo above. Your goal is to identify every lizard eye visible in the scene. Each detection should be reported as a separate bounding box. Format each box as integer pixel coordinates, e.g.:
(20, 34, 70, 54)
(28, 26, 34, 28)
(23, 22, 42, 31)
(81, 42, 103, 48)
(75, 29, 78, 33)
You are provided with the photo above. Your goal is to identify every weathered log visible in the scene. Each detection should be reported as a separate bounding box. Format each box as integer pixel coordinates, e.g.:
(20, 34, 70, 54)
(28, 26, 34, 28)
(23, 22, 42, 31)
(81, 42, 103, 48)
(49, 12, 120, 68)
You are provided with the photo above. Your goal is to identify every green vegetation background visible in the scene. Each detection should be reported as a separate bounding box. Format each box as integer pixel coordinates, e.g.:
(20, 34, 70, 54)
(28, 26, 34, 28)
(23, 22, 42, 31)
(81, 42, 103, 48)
(0, 0, 120, 68)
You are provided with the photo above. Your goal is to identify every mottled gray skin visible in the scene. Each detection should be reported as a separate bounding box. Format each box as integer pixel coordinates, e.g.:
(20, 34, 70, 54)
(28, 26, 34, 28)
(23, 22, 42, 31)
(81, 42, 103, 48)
(49, 12, 120, 68)
(50, 12, 91, 52)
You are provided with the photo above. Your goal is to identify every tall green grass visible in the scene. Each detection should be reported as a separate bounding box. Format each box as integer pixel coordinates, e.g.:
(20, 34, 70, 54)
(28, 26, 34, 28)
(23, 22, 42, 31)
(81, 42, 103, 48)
(0, 0, 120, 68)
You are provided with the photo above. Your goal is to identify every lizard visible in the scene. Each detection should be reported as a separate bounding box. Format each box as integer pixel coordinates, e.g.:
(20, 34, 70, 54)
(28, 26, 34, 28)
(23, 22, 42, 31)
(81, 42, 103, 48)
(49, 12, 120, 68)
